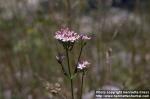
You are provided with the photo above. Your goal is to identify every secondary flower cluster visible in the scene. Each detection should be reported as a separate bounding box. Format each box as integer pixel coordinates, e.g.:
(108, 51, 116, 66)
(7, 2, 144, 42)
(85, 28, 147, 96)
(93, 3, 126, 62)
(80, 34, 91, 40)
(77, 61, 90, 70)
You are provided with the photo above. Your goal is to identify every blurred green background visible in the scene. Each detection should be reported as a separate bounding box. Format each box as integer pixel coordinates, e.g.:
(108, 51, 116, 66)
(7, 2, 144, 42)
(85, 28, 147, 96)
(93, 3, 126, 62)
(0, 0, 150, 99)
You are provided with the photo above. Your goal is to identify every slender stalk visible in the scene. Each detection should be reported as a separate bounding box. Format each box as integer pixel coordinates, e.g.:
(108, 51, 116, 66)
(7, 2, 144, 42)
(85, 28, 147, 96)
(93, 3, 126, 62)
(74, 42, 84, 73)
(65, 48, 74, 99)
(80, 71, 85, 99)
(75, 43, 84, 99)
(60, 63, 68, 76)
(77, 45, 83, 63)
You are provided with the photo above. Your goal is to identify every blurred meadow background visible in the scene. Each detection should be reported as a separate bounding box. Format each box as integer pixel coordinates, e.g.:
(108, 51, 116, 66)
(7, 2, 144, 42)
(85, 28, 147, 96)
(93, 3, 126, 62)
(0, 0, 150, 99)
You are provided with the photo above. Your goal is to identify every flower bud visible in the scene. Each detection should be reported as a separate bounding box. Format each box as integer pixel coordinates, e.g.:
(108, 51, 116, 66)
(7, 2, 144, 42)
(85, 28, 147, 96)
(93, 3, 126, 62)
(56, 53, 65, 64)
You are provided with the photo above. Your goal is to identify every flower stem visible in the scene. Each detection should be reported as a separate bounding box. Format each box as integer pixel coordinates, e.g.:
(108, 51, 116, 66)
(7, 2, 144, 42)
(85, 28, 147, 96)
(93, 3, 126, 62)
(80, 71, 85, 99)
(60, 63, 68, 76)
(74, 42, 84, 73)
(66, 48, 74, 99)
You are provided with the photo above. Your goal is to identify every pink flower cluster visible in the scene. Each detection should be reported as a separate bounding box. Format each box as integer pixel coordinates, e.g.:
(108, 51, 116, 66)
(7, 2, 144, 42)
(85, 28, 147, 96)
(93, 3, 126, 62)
(77, 61, 90, 70)
(54, 28, 91, 42)
(54, 28, 80, 42)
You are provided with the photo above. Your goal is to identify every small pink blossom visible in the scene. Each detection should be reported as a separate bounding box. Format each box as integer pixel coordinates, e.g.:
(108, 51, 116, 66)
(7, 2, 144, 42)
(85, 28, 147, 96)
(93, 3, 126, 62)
(80, 35, 91, 40)
(77, 60, 90, 70)
(54, 28, 80, 42)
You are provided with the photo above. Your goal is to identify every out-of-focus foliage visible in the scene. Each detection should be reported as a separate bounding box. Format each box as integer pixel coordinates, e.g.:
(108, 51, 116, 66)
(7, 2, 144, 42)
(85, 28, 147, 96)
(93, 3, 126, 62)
(0, 0, 150, 99)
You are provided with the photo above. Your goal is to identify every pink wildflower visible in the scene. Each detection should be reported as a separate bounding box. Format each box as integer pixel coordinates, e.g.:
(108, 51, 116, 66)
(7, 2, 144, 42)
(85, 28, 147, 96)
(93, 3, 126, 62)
(54, 28, 80, 42)
(77, 60, 90, 70)
(80, 34, 91, 40)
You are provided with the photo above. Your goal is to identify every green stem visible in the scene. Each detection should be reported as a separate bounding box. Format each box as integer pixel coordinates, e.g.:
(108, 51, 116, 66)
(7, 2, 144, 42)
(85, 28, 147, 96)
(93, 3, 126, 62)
(80, 71, 85, 99)
(60, 63, 68, 76)
(66, 48, 74, 99)
(74, 42, 84, 73)
(77, 45, 83, 63)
